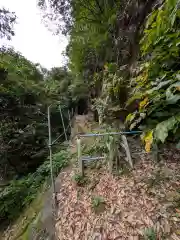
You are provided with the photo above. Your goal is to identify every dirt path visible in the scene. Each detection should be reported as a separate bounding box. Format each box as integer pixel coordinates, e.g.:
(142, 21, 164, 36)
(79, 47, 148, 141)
(55, 115, 180, 240)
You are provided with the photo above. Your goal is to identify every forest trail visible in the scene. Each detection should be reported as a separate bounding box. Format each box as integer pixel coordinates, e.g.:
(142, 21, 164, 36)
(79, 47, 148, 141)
(55, 115, 180, 240)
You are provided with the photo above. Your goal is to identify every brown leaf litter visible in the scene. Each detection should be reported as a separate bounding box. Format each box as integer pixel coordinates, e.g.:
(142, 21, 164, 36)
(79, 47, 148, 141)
(55, 158, 180, 240)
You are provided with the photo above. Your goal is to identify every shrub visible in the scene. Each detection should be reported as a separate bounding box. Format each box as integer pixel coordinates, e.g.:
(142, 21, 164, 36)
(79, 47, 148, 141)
(72, 173, 88, 186)
(144, 228, 156, 240)
(126, 0, 180, 152)
(91, 195, 105, 214)
(0, 150, 69, 222)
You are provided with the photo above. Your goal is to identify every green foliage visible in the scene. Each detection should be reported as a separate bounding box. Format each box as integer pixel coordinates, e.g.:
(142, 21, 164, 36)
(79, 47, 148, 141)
(91, 195, 105, 214)
(91, 196, 104, 207)
(154, 115, 180, 143)
(39, 0, 180, 151)
(128, 0, 180, 150)
(144, 228, 156, 240)
(93, 68, 129, 124)
(68, 78, 89, 103)
(0, 48, 72, 177)
(0, 8, 76, 227)
(0, 149, 69, 222)
(84, 138, 108, 156)
(72, 173, 88, 186)
(39, 0, 155, 121)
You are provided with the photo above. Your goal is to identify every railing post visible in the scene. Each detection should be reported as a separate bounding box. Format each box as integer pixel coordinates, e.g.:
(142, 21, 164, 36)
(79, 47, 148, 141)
(48, 106, 56, 195)
(68, 109, 72, 129)
(121, 135, 133, 168)
(106, 136, 114, 173)
(59, 105, 68, 141)
(77, 135, 84, 176)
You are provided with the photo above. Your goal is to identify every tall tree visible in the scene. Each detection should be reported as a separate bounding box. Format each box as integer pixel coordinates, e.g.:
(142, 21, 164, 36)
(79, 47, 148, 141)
(0, 8, 16, 40)
(0, 48, 73, 178)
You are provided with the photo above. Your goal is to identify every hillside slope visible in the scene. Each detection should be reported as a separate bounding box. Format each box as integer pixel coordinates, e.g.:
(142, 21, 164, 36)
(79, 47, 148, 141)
(55, 115, 180, 239)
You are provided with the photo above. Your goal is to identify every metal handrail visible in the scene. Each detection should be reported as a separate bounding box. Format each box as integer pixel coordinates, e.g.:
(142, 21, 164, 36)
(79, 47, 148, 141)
(78, 130, 142, 138)
(48, 104, 72, 198)
(51, 123, 71, 145)
(77, 130, 142, 176)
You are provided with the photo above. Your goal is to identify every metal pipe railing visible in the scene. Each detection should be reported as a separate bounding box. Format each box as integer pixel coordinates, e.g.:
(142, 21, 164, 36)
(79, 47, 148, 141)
(48, 104, 72, 196)
(77, 130, 142, 175)
(78, 130, 142, 138)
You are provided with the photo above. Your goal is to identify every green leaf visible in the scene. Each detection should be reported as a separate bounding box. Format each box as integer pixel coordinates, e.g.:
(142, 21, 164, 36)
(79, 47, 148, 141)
(125, 113, 136, 123)
(154, 116, 178, 143)
(166, 82, 180, 104)
(167, 95, 180, 104)
(151, 111, 171, 117)
(147, 80, 171, 94)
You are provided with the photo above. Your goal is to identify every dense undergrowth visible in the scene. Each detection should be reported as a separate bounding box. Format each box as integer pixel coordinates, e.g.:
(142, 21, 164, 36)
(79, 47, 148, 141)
(0, 149, 69, 223)
(126, 0, 180, 152)
(0, 48, 73, 179)
(0, 5, 85, 229)
(0, 46, 74, 225)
